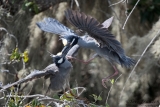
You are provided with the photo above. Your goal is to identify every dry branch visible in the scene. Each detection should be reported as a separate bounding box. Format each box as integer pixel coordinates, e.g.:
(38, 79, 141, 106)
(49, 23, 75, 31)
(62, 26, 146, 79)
(0, 70, 53, 92)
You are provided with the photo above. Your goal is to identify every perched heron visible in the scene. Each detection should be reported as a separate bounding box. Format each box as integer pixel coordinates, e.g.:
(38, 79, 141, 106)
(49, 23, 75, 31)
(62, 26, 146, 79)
(43, 48, 73, 94)
(36, 9, 135, 88)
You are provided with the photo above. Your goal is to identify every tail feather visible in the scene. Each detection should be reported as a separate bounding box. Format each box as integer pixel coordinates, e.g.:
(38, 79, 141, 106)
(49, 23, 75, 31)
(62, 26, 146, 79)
(120, 56, 136, 68)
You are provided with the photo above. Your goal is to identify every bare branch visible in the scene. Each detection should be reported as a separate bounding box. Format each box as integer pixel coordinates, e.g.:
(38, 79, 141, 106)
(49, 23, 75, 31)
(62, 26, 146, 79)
(0, 27, 18, 47)
(122, 0, 140, 29)
(6, 94, 64, 103)
(74, 0, 80, 11)
(109, 0, 126, 7)
(0, 70, 53, 92)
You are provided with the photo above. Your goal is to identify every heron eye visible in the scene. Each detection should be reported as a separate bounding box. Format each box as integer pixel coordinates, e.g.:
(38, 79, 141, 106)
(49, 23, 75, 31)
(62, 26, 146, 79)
(62, 39, 68, 46)
(58, 58, 63, 64)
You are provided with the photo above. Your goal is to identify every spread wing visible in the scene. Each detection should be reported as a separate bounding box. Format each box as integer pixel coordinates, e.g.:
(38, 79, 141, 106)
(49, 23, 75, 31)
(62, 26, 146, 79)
(65, 9, 124, 58)
(36, 17, 76, 36)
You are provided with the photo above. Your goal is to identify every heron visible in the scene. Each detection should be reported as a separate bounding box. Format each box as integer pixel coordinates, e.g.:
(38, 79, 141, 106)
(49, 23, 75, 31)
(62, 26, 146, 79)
(43, 46, 73, 95)
(36, 9, 135, 88)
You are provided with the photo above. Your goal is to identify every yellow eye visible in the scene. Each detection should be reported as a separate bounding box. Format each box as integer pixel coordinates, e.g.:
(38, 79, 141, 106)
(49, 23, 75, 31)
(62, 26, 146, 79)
(62, 39, 68, 46)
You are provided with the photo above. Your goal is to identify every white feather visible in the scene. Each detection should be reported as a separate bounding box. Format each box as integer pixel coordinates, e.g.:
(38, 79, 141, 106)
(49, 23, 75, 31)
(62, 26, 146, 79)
(62, 38, 68, 46)
(58, 58, 63, 64)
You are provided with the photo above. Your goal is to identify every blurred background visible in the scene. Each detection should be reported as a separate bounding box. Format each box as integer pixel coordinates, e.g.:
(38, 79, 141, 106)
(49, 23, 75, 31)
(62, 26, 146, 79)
(0, 0, 160, 107)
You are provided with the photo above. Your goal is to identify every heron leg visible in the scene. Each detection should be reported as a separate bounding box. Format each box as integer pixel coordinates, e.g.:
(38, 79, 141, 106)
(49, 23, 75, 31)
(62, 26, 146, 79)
(102, 65, 119, 88)
(67, 53, 98, 64)
(45, 84, 51, 96)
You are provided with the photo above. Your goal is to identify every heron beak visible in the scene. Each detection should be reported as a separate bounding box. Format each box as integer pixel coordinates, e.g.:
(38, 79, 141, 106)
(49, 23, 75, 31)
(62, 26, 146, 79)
(62, 38, 68, 46)
(61, 44, 72, 57)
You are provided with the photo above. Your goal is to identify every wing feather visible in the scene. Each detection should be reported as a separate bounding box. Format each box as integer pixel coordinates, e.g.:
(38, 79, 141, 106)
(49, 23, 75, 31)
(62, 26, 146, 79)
(36, 17, 75, 36)
(65, 9, 124, 58)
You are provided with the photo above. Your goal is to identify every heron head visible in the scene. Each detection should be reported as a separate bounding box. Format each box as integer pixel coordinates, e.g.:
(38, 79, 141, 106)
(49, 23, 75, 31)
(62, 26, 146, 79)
(60, 35, 79, 56)
(52, 55, 65, 66)
(60, 35, 79, 47)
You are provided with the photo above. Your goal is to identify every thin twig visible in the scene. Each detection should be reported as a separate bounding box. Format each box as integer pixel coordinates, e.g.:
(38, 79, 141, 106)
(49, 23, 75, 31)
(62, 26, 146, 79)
(107, 0, 120, 21)
(107, 0, 132, 43)
(109, 0, 126, 7)
(5, 91, 12, 107)
(74, 0, 80, 11)
(120, 30, 160, 99)
(20, 84, 33, 103)
(71, 0, 74, 9)
(0, 27, 18, 47)
(106, 74, 122, 104)
(122, 0, 140, 29)
(5, 94, 63, 103)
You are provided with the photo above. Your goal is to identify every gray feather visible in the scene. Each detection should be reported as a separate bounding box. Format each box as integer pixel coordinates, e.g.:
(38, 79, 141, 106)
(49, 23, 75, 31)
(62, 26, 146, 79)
(49, 59, 72, 92)
(36, 17, 75, 36)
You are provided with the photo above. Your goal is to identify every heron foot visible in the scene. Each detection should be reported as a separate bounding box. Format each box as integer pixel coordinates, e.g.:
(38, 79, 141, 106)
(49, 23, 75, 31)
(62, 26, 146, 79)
(66, 56, 91, 64)
(102, 78, 109, 89)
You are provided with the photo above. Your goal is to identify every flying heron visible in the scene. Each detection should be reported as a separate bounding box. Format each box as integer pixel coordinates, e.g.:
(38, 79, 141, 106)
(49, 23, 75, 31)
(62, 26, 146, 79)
(36, 9, 135, 88)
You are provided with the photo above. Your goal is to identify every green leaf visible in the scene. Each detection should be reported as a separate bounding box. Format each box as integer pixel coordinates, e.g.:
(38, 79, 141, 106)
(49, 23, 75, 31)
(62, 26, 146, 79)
(22, 50, 29, 63)
(33, 4, 39, 14)
(60, 92, 74, 101)
(97, 95, 102, 101)
(31, 99, 41, 106)
(25, 2, 33, 7)
(53, 94, 60, 99)
(106, 103, 110, 107)
(10, 48, 21, 61)
(110, 79, 114, 84)
(89, 103, 97, 107)
(64, 105, 70, 107)
(92, 94, 98, 101)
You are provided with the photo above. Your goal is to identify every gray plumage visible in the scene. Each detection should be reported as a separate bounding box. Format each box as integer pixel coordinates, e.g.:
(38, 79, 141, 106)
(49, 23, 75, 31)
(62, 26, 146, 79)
(62, 9, 135, 68)
(48, 57, 72, 92)
(36, 9, 135, 69)
(75, 35, 135, 67)
(36, 17, 76, 36)
(44, 48, 73, 92)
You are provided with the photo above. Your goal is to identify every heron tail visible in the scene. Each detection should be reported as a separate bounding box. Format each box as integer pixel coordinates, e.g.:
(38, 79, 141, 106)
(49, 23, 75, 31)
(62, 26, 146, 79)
(120, 56, 136, 68)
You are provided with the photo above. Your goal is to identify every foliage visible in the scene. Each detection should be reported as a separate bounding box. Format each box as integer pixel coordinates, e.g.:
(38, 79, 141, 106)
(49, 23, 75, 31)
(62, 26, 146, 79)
(7, 87, 23, 107)
(22, 0, 39, 14)
(10, 48, 29, 63)
(130, 0, 160, 24)
(0, 0, 39, 16)
(2, 86, 110, 107)
(25, 100, 46, 107)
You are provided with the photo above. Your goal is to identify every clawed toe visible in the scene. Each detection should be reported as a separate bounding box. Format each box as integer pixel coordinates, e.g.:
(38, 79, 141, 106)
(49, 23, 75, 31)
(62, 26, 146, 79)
(102, 79, 108, 89)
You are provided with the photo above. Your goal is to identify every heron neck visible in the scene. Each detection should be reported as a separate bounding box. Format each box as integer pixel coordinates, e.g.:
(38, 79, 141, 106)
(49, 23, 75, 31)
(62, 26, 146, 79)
(59, 59, 72, 69)
(77, 38, 96, 49)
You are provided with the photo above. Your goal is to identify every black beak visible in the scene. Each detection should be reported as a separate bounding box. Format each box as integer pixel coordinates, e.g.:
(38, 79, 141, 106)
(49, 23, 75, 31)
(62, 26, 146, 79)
(61, 43, 73, 57)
